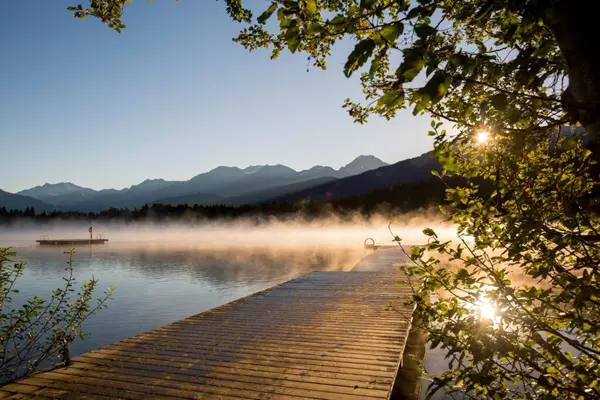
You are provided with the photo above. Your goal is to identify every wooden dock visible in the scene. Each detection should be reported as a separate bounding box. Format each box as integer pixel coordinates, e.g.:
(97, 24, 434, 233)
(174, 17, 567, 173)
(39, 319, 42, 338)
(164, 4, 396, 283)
(36, 227, 108, 246)
(36, 239, 109, 246)
(1, 248, 416, 400)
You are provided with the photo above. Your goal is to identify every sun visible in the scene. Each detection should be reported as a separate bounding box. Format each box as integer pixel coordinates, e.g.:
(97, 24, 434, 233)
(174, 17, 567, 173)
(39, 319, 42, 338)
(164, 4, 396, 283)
(464, 286, 500, 323)
(476, 130, 490, 144)
(476, 296, 496, 320)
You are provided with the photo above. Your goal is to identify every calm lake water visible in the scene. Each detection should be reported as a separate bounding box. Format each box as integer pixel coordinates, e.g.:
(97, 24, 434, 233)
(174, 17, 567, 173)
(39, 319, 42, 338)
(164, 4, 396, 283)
(5, 243, 368, 357)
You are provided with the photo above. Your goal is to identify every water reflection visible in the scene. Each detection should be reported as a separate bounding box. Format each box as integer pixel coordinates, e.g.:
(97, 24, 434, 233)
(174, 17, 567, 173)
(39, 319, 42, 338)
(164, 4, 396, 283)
(9, 244, 368, 357)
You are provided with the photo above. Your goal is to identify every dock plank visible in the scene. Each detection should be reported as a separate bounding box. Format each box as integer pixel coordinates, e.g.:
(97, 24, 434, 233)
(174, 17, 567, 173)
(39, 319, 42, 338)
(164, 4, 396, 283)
(2, 249, 411, 399)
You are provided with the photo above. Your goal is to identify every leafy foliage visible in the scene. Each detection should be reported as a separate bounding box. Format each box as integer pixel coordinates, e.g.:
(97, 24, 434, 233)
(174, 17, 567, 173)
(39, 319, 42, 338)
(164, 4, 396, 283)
(221, 0, 574, 133)
(67, 1, 130, 32)
(395, 128, 600, 399)
(0, 248, 113, 383)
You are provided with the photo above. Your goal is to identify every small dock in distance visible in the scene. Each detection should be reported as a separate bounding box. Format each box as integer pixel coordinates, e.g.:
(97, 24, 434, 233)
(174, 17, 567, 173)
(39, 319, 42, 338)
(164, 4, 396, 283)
(36, 226, 108, 246)
(36, 239, 109, 246)
(1, 246, 417, 400)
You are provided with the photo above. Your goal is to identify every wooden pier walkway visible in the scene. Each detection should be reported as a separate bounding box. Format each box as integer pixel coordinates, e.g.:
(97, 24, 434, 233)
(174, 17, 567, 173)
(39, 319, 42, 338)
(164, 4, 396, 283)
(1, 248, 415, 400)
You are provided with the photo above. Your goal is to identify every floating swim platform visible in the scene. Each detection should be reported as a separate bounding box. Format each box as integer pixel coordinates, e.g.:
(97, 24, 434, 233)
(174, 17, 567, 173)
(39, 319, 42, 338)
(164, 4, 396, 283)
(36, 239, 109, 245)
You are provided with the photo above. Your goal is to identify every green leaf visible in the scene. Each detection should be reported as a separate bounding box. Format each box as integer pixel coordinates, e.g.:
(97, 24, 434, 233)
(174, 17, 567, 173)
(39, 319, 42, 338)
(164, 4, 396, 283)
(329, 14, 347, 33)
(276, 7, 296, 24)
(379, 22, 404, 43)
(406, 6, 424, 19)
(418, 71, 450, 105)
(360, 0, 377, 10)
(277, 7, 288, 20)
(257, 3, 277, 24)
(288, 36, 301, 53)
(343, 39, 376, 77)
(410, 246, 425, 259)
(305, 0, 317, 14)
(560, 137, 577, 151)
(368, 51, 383, 77)
(307, 22, 323, 35)
(403, 65, 424, 81)
(396, 49, 425, 81)
(456, 268, 469, 281)
(425, 63, 436, 77)
(462, 80, 475, 94)
(329, 15, 346, 26)
(423, 228, 437, 237)
(415, 23, 436, 39)
(448, 54, 462, 68)
(490, 93, 508, 110)
(546, 366, 559, 374)
(376, 90, 405, 109)
(347, 5, 360, 17)
(285, 25, 301, 53)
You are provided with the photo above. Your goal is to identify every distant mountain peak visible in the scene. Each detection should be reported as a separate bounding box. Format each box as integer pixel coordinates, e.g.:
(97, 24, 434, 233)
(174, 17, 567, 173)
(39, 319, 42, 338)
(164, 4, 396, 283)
(38, 182, 83, 189)
(19, 182, 96, 197)
(13, 182, 97, 208)
(344, 154, 386, 165)
(298, 165, 337, 176)
(131, 178, 169, 188)
(243, 165, 263, 175)
(128, 178, 176, 193)
(339, 155, 388, 176)
(249, 164, 297, 177)
(209, 166, 243, 172)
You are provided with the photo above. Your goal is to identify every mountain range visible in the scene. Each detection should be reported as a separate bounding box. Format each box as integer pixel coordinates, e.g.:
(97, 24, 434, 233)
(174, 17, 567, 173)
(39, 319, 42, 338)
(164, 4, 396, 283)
(0, 189, 58, 213)
(5, 127, 586, 215)
(5, 154, 420, 212)
(276, 151, 438, 202)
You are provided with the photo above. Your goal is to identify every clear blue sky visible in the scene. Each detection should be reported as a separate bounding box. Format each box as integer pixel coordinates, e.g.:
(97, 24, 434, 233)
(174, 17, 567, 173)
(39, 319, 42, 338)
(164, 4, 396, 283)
(0, 0, 433, 193)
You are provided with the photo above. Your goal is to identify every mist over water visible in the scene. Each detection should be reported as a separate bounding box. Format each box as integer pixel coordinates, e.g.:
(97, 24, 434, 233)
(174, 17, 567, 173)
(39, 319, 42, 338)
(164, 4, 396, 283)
(0, 209, 453, 248)
(0, 212, 453, 356)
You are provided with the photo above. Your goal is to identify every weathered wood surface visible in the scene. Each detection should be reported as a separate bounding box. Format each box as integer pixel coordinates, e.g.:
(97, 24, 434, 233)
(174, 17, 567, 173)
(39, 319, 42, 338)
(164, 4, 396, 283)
(1, 249, 412, 400)
(352, 247, 409, 272)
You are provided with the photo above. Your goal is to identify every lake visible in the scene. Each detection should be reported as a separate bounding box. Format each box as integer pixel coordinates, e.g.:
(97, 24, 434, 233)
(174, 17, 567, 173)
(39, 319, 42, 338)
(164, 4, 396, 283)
(4, 243, 368, 357)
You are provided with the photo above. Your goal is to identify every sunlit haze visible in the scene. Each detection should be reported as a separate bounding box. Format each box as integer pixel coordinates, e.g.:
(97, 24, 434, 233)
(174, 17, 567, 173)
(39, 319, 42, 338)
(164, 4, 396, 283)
(0, 209, 454, 249)
(476, 130, 490, 144)
(0, 0, 434, 193)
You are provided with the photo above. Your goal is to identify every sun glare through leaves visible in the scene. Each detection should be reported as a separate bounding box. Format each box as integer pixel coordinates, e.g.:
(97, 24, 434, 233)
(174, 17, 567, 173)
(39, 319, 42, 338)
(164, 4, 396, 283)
(476, 130, 490, 145)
